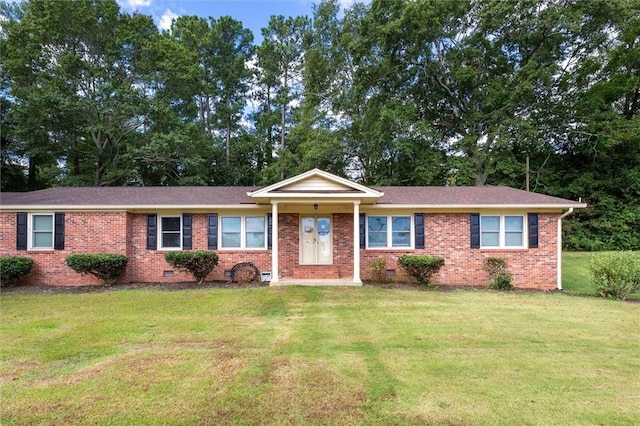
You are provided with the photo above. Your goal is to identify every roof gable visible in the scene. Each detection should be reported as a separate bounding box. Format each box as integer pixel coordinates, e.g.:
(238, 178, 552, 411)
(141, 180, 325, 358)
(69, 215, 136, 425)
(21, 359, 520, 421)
(248, 169, 383, 203)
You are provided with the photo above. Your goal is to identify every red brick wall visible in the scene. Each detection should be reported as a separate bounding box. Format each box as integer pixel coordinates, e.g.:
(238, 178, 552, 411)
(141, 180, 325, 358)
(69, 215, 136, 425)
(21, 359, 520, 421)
(0, 211, 129, 285)
(0, 212, 272, 286)
(1, 210, 560, 289)
(360, 213, 558, 290)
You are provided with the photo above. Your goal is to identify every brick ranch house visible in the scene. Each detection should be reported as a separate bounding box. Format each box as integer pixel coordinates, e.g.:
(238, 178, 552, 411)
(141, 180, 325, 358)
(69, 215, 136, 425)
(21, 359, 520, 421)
(0, 169, 586, 289)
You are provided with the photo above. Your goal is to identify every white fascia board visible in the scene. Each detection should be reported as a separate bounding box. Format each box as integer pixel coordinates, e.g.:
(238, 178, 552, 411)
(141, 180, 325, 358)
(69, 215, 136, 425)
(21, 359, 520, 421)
(0, 204, 265, 212)
(366, 203, 587, 210)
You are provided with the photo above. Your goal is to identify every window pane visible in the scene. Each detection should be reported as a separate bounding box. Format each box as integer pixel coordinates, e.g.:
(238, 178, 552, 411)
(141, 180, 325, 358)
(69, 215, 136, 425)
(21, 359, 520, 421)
(368, 232, 387, 247)
(33, 232, 53, 248)
(246, 217, 264, 233)
(505, 216, 523, 231)
(162, 217, 181, 232)
(505, 232, 523, 246)
(317, 218, 330, 236)
(246, 233, 265, 248)
(222, 233, 241, 248)
(481, 216, 500, 231)
(33, 215, 53, 231)
(222, 217, 241, 232)
(368, 216, 388, 247)
(368, 216, 387, 232)
(392, 216, 410, 232)
(392, 232, 411, 247)
(162, 233, 181, 248)
(481, 232, 499, 247)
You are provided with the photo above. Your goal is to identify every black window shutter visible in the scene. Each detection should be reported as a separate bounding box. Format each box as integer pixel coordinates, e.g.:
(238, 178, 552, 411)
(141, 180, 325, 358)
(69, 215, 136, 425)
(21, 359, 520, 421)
(16, 212, 27, 250)
(359, 213, 366, 249)
(54, 213, 65, 250)
(182, 214, 192, 250)
(528, 213, 539, 248)
(414, 213, 425, 249)
(147, 214, 157, 250)
(470, 213, 480, 249)
(207, 214, 218, 250)
(267, 213, 273, 250)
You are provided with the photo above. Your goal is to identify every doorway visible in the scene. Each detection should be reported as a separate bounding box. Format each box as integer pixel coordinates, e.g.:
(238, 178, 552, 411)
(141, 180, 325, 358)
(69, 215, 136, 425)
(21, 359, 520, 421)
(300, 216, 332, 264)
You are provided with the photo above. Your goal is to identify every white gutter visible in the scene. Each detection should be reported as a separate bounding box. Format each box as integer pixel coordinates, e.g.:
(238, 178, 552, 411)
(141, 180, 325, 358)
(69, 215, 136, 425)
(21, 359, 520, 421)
(557, 207, 574, 290)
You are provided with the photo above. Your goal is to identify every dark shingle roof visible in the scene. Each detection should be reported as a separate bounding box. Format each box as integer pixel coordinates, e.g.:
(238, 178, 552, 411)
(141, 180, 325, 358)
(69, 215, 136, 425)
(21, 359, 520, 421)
(375, 186, 582, 206)
(0, 185, 584, 209)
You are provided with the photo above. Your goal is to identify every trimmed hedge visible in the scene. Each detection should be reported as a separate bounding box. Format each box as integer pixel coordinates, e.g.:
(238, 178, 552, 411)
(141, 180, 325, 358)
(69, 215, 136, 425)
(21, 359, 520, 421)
(66, 253, 129, 286)
(0, 257, 34, 287)
(590, 252, 640, 300)
(398, 255, 445, 286)
(164, 251, 218, 284)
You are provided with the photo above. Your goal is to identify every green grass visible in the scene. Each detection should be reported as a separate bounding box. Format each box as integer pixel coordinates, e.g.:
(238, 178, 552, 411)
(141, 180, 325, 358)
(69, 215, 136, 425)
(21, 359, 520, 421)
(563, 251, 640, 299)
(2, 287, 639, 425)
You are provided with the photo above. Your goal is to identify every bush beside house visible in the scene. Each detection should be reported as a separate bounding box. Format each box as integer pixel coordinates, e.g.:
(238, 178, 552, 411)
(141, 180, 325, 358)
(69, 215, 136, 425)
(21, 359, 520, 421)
(164, 251, 218, 285)
(65, 254, 129, 286)
(398, 255, 445, 286)
(0, 257, 34, 287)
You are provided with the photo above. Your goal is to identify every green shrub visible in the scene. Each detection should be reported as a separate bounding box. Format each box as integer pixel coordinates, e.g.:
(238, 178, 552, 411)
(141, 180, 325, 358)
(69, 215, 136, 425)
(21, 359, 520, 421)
(66, 253, 128, 286)
(398, 255, 445, 286)
(484, 257, 513, 290)
(369, 258, 389, 284)
(164, 251, 218, 284)
(0, 257, 34, 287)
(590, 252, 640, 300)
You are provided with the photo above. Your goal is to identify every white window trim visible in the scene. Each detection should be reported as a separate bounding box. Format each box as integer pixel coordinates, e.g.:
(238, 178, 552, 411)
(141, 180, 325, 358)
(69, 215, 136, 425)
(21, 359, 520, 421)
(480, 214, 527, 249)
(219, 215, 267, 250)
(158, 215, 182, 251)
(366, 215, 414, 250)
(27, 212, 54, 250)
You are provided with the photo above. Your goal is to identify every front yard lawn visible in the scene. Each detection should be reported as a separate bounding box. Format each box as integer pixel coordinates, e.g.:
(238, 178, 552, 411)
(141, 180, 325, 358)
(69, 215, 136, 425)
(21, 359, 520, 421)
(563, 251, 640, 299)
(2, 286, 639, 425)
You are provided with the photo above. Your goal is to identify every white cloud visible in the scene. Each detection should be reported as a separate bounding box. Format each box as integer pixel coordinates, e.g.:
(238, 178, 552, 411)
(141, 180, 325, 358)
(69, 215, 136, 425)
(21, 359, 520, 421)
(159, 9, 179, 31)
(125, 0, 151, 8)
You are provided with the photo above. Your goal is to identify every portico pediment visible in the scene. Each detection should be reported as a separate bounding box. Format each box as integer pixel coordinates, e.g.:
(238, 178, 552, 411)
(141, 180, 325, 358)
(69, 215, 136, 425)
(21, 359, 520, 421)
(247, 169, 383, 204)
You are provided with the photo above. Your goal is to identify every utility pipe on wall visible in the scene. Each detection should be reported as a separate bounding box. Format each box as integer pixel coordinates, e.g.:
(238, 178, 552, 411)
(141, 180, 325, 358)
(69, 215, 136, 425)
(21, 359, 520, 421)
(556, 207, 574, 290)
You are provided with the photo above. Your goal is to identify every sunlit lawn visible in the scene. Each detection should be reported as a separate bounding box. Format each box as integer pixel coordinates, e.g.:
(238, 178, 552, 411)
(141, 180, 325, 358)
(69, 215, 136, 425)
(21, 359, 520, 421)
(2, 286, 639, 425)
(563, 251, 640, 299)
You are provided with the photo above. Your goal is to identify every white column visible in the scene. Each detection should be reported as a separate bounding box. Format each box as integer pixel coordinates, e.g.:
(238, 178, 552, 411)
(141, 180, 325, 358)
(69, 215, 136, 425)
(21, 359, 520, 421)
(353, 201, 362, 284)
(271, 202, 279, 284)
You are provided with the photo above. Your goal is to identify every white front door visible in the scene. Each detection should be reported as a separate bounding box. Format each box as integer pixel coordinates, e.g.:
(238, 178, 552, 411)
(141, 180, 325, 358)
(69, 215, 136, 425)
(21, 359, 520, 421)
(300, 216, 332, 264)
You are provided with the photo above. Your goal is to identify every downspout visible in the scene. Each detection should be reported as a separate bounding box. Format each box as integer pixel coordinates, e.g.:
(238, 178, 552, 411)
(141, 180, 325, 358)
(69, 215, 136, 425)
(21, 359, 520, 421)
(556, 208, 574, 290)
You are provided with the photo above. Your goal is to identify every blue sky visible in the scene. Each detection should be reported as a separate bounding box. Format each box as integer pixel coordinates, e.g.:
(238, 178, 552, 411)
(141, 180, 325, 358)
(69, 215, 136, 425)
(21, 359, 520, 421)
(117, 0, 323, 42)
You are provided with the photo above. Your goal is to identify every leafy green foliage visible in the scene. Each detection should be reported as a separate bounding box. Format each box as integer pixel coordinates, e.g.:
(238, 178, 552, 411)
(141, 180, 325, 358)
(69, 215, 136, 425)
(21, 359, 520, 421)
(368, 258, 389, 284)
(164, 251, 219, 285)
(483, 257, 513, 291)
(0, 257, 34, 287)
(1, 0, 638, 250)
(398, 255, 445, 286)
(65, 254, 128, 286)
(590, 252, 640, 300)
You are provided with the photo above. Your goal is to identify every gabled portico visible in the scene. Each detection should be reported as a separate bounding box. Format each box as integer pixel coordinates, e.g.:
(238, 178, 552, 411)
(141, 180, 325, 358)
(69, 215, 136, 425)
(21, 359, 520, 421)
(247, 169, 383, 284)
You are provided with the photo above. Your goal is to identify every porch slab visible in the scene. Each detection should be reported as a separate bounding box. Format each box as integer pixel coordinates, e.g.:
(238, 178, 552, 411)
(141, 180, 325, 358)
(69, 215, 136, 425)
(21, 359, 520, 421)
(271, 277, 362, 287)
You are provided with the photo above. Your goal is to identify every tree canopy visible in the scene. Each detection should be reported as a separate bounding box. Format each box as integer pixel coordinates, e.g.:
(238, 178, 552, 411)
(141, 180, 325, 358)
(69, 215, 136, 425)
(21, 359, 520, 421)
(1, 0, 638, 250)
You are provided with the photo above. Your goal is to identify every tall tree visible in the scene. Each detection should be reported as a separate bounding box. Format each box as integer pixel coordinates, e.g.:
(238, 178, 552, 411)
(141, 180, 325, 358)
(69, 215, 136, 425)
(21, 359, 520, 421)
(1, 0, 159, 186)
(257, 15, 310, 179)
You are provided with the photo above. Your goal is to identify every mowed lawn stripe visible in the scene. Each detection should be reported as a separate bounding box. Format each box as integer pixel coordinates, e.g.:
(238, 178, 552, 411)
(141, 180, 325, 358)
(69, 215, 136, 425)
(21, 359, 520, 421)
(1, 287, 638, 425)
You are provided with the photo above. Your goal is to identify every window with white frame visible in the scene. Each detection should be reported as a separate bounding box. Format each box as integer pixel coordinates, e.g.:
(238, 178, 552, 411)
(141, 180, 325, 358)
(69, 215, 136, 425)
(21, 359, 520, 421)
(221, 216, 266, 249)
(159, 215, 182, 249)
(29, 213, 54, 249)
(480, 215, 525, 248)
(367, 215, 412, 248)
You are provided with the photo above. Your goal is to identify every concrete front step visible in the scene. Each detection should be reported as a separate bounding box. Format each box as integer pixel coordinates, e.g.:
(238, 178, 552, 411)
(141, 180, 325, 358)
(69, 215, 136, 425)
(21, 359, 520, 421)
(271, 277, 362, 286)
